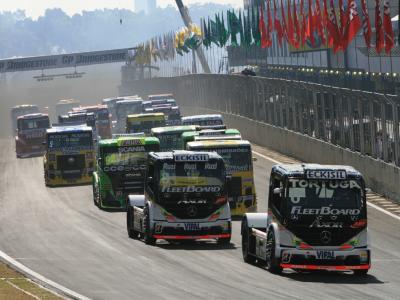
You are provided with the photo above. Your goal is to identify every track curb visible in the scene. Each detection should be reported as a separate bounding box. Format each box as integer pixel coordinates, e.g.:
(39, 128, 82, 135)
(0, 249, 90, 300)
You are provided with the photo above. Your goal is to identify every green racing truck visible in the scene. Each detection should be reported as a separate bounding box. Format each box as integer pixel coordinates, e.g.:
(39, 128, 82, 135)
(92, 136, 160, 210)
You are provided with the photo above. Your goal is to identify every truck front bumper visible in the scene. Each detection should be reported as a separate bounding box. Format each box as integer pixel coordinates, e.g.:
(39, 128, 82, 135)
(279, 247, 371, 271)
(151, 219, 231, 240)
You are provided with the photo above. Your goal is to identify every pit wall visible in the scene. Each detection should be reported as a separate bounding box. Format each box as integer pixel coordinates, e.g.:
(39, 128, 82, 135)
(124, 75, 400, 202)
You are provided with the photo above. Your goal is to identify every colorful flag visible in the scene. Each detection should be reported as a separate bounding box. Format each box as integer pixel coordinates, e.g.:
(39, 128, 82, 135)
(315, 0, 326, 45)
(287, 0, 295, 46)
(274, 0, 283, 46)
(360, 0, 372, 48)
(328, 0, 341, 52)
(342, 0, 361, 50)
(307, 0, 315, 47)
(280, 0, 288, 42)
(338, 0, 348, 38)
(375, 0, 384, 53)
(300, 0, 307, 46)
(260, 5, 269, 48)
(293, 0, 300, 48)
(383, 0, 394, 53)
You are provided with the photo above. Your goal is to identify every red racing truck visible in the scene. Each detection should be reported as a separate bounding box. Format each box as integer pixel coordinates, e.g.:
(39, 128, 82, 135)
(15, 113, 50, 158)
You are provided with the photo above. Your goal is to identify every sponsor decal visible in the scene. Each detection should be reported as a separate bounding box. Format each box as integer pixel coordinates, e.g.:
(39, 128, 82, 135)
(103, 165, 146, 172)
(316, 250, 334, 259)
(305, 170, 347, 180)
(118, 146, 146, 153)
(288, 179, 361, 190)
(163, 163, 175, 170)
(291, 206, 360, 216)
(119, 139, 144, 146)
(184, 222, 200, 230)
(161, 185, 221, 193)
(177, 199, 207, 204)
(310, 216, 344, 228)
(174, 153, 209, 162)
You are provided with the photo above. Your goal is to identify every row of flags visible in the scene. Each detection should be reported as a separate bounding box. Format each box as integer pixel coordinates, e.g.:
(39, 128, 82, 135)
(135, 0, 396, 65)
(202, 0, 395, 54)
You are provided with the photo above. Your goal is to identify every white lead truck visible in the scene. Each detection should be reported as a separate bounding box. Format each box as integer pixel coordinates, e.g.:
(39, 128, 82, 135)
(241, 164, 371, 275)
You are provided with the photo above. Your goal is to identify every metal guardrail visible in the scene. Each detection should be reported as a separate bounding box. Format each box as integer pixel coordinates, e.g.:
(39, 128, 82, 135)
(126, 74, 400, 167)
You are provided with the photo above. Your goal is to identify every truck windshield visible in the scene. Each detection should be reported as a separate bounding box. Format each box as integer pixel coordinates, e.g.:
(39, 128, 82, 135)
(18, 118, 49, 130)
(159, 161, 224, 192)
(208, 147, 251, 173)
(116, 104, 141, 119)
(287, 179, 364, 210)
(156, 133, 183, 151)
(104, 151, 147, 166)
(128, 120, 165, 134)
(47, 132, 93, 150)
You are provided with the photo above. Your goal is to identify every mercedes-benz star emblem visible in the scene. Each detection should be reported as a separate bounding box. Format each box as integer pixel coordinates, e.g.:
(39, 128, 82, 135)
(187, 205, 198, 217)
(320, 231, 332, 244)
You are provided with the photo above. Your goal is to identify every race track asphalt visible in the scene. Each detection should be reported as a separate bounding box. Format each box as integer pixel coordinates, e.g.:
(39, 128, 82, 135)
(0, 139, 399, 300)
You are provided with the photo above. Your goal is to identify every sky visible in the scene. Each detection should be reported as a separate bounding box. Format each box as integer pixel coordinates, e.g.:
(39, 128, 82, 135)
(0, 0, 243, 19)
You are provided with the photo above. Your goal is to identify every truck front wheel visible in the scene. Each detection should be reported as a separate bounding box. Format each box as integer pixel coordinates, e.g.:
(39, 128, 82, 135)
(143, 206, 156, 245)
(241, 218, 256, 264)
(266, 230, 282, 274)
(127, 207, 139, 239)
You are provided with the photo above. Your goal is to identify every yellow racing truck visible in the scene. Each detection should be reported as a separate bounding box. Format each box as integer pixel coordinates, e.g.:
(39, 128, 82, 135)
(43, 125, 95, 186)
(186, 140, 257, 216)
(126, 113, 166, 135)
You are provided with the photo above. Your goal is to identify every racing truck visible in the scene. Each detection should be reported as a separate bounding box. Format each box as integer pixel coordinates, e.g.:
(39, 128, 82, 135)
(10, 104, 40, 135)
(43, 125, 95, 186)
(151, 125, 198, 151)
(181, 114, 226, 130)
(15, 113, 50, 158)
(92, 136, 160, 210)
(126, 151, 232, 245)
(72, 105, 112, 139)
(55, 99, 80, 119)
(114, 98, 143, 133)
(144, 105, 181, 126)
(126, 113, 166, 135)
(241, 164, 370, 275)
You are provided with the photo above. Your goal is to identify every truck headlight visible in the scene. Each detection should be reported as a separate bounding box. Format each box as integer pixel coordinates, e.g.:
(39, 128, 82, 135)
(359, 250, 369, 263)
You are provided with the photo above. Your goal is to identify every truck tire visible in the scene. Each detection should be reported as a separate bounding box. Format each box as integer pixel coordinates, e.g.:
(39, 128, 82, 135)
(143, 206, 156, 245)
(92, 184, 99, 207)
(127, 207, 139, 239)
(241, 218, 256, 264)
(266, 230, 282, 274)
(217, 237, 231, 245)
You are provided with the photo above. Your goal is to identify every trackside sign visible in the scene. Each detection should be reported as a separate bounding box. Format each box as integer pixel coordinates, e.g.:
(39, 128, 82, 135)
(174, 154, 209, 162)
(0, 47, 135, 73)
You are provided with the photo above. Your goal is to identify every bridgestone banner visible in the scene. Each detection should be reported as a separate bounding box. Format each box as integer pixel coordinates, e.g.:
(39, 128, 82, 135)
(0, 47, 135, 73)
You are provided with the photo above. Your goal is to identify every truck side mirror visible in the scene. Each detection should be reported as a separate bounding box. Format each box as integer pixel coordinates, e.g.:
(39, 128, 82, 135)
(252, 157, 257, 162)
(273, 187, 282, 195)
(226, 175, 232, 184)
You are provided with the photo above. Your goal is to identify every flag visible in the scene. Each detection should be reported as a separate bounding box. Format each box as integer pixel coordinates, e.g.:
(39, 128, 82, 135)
(210, 18, 220, 46)
(383, 0, 394, 53)
(239, 11, 245, 46)
(300, 0, 307, 46)
(293, 0, 300, 48)
(375, 0, 384, 53)
(274, 0, 283, 46)
(260, 5, 269, 48)
(323, 0, 332, 46)
(252, 6, 261, 45)
(218, 12, 229, 47)
(360, 0, 372, 48)
(280, 0, 288, 42)
(328, 0, 341, 52)
(307, 0, 315, 47)
(315, 0, 326, 45)
(287, 0, 295, 46)
(266, 0, 273, 47)
(342, 0, 361, 50)
(228, 10, 241, 46)
(338, 0, 348, 38)
(202, 18, 211, 48)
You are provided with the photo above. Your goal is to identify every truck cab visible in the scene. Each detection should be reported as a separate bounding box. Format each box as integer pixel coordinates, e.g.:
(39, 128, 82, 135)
(92, 136, 160, 210)
(181, 114, 226, 130)
(15, 113, 50, 158)
(11, 104, 40, 135)
(127, 151, 232, 245)
(241, 164, 370, 275)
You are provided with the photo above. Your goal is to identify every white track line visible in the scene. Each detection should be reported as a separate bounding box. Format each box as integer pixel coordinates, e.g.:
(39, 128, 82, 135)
(0, 249, 90, 300)
(252, 150, 400, 222)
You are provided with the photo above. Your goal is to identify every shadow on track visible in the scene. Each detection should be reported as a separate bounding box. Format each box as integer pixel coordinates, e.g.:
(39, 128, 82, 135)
(156, 240, 237, 251)
(282, 271, 384, 284)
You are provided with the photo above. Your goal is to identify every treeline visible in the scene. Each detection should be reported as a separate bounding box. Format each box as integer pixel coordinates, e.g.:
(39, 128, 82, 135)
(0, 4, 232, 58)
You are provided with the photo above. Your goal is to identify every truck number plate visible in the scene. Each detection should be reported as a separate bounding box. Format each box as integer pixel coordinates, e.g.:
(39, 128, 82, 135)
(184, 223, 200, 231)
(316, 250, 334, 260)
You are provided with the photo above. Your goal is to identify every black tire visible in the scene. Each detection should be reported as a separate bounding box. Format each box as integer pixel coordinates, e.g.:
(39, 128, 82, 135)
(241, 218, 256, 264)
(354, 269, 369, 276)
(92, 184, 99, 207)
(127, 207, 139, 239)
(265, 230, 282, 274)
(143, 206, 156, 245)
